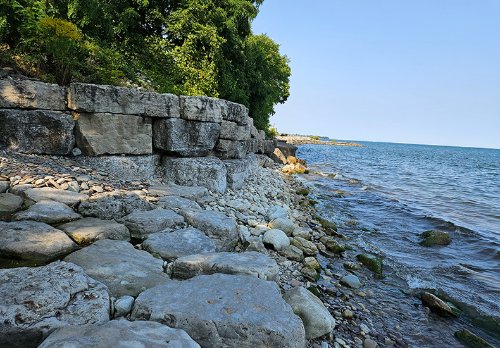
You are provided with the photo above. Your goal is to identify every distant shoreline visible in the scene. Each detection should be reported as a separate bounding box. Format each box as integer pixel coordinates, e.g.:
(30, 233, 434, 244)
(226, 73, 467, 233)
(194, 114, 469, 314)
(277, 134, 363, 147)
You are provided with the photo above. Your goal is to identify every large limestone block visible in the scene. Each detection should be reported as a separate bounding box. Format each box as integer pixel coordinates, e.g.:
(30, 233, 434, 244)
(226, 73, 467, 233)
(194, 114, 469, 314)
(162, 157, 227, 193)
(75, 113, 152, 155)
(0, 109, 74, 155)
(142, 228, 216, 260)
(120, 208, 184, 240)
(219, 120, 250, 141)
(156, 196, 201, 211)
(0, 78, 66, 110)
(0, 221, 77, 262)
(147, 183, 208, 200)
(223, 101, 249, 125)
(0, 261, 110, 348)
(214, 139, 247, 159)
(131, 274, 306, 348)
(13, 200, 81, 224)
(180, 209, 238, 251)
(38, 320, 200, 348)
(172, 251, 279, 281)
(64, 239, 170, 297)
(180, 96, 224, 123)
(283, 286, 336, 339)
(153, 118, 220, 156)
(223, 157, 255, 190)
(68, 83, 180, 117)
(58, 217, 130, 245)
(23, 187, 88, 207)
(78, 191, 153, 220)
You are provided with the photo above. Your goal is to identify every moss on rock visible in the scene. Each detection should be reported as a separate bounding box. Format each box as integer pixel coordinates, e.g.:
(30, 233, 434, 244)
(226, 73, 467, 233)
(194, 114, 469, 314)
(356, 253, 383, 274)
(419, 230, 451, 247)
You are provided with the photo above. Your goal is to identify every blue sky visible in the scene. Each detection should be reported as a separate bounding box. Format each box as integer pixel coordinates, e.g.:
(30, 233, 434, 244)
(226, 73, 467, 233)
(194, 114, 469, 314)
(252, 1, 500, 149)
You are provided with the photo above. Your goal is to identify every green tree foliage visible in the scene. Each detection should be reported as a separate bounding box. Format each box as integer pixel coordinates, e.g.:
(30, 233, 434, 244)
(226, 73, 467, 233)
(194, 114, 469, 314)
(0, 0, 290, 130)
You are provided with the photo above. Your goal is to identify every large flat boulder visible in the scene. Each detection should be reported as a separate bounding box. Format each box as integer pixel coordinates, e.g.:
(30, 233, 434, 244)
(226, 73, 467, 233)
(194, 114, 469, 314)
(180, 96, 224, 123)
(68, 83, 180, 117)
(78, 191, 153, 220)
(58, 217, 130, 245)
(131, 274, 305, 348)
(75, 113, 152, 155)
(147, 184, 208, 200)
(0, 78, 66, 110)
(153, 118, 220, 156)
(64, 239, 170, 297)
(162, 157, 227, 193)
(0, 192, 23, 216)
(172, 251, 279, 281)
(13, 200, 81, 224)
(0, 109, 74, 155)
(142, 228, 216, 260)
(38, 320, 200, 348)
(0, 221, 77, 262)
(0, 261, 110, 348)
(156, 196, 201, 211)
(23, 187, 87, 207)
(180, 209, 238, 251)
(120, 208, 184, 240)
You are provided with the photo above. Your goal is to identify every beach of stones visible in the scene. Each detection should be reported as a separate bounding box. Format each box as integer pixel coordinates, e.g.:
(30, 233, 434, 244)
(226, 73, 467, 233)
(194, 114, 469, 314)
(1, 150, 395, 348)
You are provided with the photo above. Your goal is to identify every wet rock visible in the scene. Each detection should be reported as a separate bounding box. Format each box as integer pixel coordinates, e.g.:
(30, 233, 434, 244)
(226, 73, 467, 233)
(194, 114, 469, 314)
(172, 251, 279, 281)
(39, 320, 200, 348)
(75, 113, 153, 155)
(269, 217, 296, 235)
(356, 254, 383, 275)
(454, 329, 494, 348)
(131, 274, 306, 348)
(303, 257, 320, 270)
(320, 236, 346, 253)
(419, 230, 451, 247)
(13, 200, 81, 224)
(113, 296, 135, 318)
(78, 191, 153, 220)
(148, 184, 209, 200)
(0, 192, 23, 216)
(180, 209, 238, 251)
(341, 274, 362, 289)
(291, 237, 318, 256)
(279, 245, 305, 261)
(156, 196, 201, 211)
(58, 217, 130, 245)
(283, 286, 335, 339)
(142, 228, 216, 260)
(23, 187, 87, 207)
(0, 221, 76, 262)
(263, 229, 290, 251)
(120, 208, 184, 240)
(301, 266, 320, 282)
(0, 109, 74, 155)
(64, 239, 170, 297)
(266, 205, 289, 221)
(0, 261, 109, 348)
(420, 292, 456, 317)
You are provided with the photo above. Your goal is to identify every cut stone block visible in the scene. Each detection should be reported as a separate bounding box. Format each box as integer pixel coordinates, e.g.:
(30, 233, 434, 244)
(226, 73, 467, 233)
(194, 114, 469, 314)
(75, 113, 152, 155)
(214, 139, 247, 159)
(153, 118, 220, 156)
(219, 120, 250, 141)
(224, 157, 255, 190)
(68, 83, 180, 117)
(0, 109, 74, 155)
(147, 184, 208, 200)
(131, 274, 306, 348)
(223, 101, 249, 125)
(0, 78, 66, 110)
(58, 217, 130, 245)
(180, 96, 224, 123)
(78, 191, 153, 220)
(162, 157, 227, 193)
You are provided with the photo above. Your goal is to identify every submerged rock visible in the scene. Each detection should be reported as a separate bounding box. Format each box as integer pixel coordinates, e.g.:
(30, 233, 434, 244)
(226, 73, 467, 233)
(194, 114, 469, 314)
(419, 230, 451, 247)
(356, 253, 383, 275)
(454, 329, 495, 348)
(420, 292, 456, 317)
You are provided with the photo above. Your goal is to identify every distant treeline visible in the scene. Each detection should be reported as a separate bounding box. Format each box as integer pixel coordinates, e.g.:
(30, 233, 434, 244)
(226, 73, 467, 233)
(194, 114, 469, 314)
(0, 0, 290, 132)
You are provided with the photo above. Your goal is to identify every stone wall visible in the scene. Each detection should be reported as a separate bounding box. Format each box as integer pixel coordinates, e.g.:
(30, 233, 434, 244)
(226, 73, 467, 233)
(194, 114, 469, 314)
(0, 78, 277, 192)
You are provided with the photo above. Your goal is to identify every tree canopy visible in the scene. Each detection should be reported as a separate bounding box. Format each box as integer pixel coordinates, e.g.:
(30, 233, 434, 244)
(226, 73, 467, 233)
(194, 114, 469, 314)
(0, 0, 290, 133)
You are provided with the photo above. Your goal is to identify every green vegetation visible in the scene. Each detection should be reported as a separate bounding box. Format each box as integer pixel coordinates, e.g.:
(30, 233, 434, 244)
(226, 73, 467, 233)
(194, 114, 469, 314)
(0, 0, 290, 130)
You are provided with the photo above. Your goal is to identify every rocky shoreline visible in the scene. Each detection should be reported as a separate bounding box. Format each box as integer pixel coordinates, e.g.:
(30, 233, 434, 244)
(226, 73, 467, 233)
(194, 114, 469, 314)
(277, 135, 363, 147)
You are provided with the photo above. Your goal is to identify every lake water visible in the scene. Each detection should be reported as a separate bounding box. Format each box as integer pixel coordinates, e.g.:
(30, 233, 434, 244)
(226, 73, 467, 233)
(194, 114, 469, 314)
(298, 141, 500, 346)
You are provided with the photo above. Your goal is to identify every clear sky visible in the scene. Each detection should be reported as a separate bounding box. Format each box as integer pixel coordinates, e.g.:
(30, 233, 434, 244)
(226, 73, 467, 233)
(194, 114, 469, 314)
(252, 1, 500, 149)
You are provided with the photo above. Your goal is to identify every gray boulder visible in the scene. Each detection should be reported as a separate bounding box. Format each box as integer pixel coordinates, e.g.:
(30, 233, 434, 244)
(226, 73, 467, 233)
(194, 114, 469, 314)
(64, 239, 170, 297)
(219, 120, 250, 141)
(0, 221, 76, 262)
(156, 196, 201, 211)
(0, 261, 110, 348)
(266, 205, 289, 221)
(58, 217, 130, 245)
(38, 320, 200, 348)
(131, 274, 305, 348)
(75, 113, 152, 155)
(180, 209, 238, 251)
(172, 251, 279, 281)
(269, 217, 296, 235)
(142, 228, 216, 260)
(120, 208, 184, 240)
(0, 180, 9, 193)
(0, 109, 74, 155)
(180, 96, 224, 122)
(147, 183, 208, 200)
(340, 274, 362, 289)
(0, 78, 66, 110)
(23, 187, 87, 207)
(68, 83, 180, 117)
(223, 101, 249, 125)
(153, 118, 220, 156)
(263, 229, 290, 251)
(113, 296, 135, 318)
(0, 192, 23, 216)
(291, 237, 318, 256)
(214, 139, 247, 159)
(78, 191, 153, 220)
(283, 286, 336, 339)
(224, 158, 253, 190)
(162, 157, 227, 193)
(13, 200, 81, 224)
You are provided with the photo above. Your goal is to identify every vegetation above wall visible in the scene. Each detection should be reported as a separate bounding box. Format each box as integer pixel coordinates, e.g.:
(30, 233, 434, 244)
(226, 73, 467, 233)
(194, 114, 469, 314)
(0, 0, 290, 134)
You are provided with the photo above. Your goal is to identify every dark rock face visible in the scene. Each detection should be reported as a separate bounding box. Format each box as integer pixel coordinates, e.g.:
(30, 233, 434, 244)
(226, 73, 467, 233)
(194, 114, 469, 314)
(0, 109, 74, 154)
(276, 140, 297, 158)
